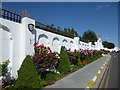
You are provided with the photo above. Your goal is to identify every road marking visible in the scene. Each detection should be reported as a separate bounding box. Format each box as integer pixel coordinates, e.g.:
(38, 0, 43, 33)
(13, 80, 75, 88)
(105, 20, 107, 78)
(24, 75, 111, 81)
(86, 57, 111, 88)
(105, 61, 111, 88)
(87, 80, 95, 88)
(98, 58, 111, 88)
(95, 73, 100, 77)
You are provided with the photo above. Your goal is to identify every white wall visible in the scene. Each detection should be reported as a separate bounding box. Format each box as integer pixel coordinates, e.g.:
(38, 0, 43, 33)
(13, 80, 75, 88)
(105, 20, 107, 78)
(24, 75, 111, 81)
(1, 17, 104, 77)
(36, 28, 75, 53)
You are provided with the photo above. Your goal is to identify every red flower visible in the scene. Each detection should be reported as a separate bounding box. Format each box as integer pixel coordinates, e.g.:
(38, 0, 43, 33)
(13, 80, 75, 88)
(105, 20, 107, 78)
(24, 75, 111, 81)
(48, 47, 50, 50)
(47, 63, 51, 65)
(40, 57, 44, 60)
(34, 47, 36, 50)
(42, 68, 46, 71)
(37, 45, 41, 48)
(52, 53, 55, 56)
(34, 43, 37, 46)
(82, 60, 87, 64)
(47, 54, 51, 57)
(46, 67, 50, 69)
(41, 53, 45, 56)
(34, 62, 38, 65)
(53, 60, 57, 62)
(35, 55, 39, 58)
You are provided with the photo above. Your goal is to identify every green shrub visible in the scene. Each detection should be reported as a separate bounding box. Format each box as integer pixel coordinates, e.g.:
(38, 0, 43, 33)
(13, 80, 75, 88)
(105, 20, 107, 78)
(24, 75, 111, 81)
(57, 46, 71, 74)
(44, 72, 57, 82)
(74, 50, 83, 68)
(14, 56, 40, 88)
(40, 79, 46, 87)
(0, 60, 10, 77)
(100, 49, 110, 54)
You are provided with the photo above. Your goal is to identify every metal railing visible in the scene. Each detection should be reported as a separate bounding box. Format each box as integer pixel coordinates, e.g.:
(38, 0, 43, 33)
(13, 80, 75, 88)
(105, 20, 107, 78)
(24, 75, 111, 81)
(35, 21, 74, 38)
(0, 6, 22, 23)
(1, 5, 74, 38)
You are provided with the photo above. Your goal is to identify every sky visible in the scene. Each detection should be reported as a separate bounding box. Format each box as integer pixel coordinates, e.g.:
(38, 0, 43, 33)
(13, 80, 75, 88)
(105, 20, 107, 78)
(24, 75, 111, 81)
(2, 2, 119, 47)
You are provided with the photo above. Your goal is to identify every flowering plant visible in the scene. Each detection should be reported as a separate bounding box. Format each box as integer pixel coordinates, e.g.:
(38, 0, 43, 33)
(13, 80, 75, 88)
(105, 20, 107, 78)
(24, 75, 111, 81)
(32, 44, 60, 74)
(67, 51, 77, 65)
(1, 77, 16, 89)
(81, 60, 87, 64)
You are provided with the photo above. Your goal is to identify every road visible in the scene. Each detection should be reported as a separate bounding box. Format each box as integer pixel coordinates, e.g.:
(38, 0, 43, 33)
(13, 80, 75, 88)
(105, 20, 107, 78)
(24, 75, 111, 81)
(98, 52, 118, 89)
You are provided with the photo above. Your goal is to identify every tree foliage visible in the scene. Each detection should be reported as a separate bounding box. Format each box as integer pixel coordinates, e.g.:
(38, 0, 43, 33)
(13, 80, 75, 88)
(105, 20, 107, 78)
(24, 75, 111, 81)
(102, 41, 115, 49)
(81, 30, 98, 44)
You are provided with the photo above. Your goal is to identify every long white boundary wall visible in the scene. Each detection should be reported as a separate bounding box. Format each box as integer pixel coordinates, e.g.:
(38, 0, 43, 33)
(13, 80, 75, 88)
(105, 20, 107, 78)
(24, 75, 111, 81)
(0, 17, 104, 77)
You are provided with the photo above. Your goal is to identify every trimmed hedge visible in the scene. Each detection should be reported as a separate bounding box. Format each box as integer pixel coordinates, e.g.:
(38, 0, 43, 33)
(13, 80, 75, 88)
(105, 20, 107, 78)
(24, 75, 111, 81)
(57, 47, 71, 74)
(14, 56, 40, 88)
(74, 50, 83, 68)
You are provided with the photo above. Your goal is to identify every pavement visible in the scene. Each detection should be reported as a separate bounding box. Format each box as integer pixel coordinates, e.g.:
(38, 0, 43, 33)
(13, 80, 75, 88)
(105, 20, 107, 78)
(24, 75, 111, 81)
(44, 55, 111, 88)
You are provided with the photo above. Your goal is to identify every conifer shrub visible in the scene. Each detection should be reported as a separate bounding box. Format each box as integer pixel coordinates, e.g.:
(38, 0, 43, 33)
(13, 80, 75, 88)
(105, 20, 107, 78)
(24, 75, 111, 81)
(74, 50, 83, 68)
(44, 72, 56, 83)
(14, 56, 40, 88)
(57, 46, 71, 74)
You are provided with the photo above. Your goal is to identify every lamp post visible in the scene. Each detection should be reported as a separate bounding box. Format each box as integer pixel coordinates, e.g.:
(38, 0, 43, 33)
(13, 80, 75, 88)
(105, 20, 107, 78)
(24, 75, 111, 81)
(28, 24, 37, 53)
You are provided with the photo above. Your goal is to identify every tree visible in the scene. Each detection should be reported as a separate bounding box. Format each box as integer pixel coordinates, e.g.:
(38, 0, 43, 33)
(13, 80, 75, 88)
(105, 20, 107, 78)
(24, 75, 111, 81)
(67, 28, 71, 33)
(57, 46, 71, 74)
(57, 26, 60, 31)
(14, 56, 40, 88)
(64, 28, 67, 32)
(74, 31, 78, 37)
(81, 30, 98, 44)
(51, 24, 54, 27)
(102, 41, 115, 49)
(71, 28, 75, 35)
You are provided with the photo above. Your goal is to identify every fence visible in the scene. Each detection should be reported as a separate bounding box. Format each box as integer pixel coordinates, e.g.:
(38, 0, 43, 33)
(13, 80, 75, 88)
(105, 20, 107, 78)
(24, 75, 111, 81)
(1, 5, 22, 23)
(35, 21, 74, 38)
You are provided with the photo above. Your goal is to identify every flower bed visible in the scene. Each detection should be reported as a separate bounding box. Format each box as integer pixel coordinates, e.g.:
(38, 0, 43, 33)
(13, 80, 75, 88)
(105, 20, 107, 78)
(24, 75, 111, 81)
(2, 44, 109, 89)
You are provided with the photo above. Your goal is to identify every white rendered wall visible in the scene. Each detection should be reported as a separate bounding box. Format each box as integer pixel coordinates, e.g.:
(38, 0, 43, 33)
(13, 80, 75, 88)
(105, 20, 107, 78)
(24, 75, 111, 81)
(1, 17, 105, 77)
(36, 28, 75, 53)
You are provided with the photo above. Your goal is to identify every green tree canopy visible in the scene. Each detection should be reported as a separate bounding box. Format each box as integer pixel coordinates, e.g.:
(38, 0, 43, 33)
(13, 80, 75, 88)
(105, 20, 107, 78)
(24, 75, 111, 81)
(81, 30, 98, 44)
(102, 41, 115, 49)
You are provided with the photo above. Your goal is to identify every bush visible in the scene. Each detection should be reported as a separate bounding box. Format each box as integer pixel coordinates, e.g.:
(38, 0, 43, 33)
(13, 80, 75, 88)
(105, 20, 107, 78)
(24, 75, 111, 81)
(14, 56, 40, 88)
(57, 46, 71, 74)
(67, 51, 77, 65)
(100, 49, 110, 54)
(40, 79, 46, 87)
(2, 77, 16, 89)
(44, 72, 57, 83)
(32, 44, 59, 74)
(0, 60, 10, 77)
(74, 50, 83, 68)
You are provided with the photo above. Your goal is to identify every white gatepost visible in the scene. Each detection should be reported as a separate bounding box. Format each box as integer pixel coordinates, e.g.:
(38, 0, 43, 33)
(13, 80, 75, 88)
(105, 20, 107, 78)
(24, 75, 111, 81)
(88, 42, 92, 50)
(21, 17, 35, 56)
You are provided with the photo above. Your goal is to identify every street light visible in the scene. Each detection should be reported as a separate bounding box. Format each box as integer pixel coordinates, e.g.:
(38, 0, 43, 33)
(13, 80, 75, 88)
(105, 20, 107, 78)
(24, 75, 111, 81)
(28, 24, 34, 31)
(28, 24, 37, 53)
